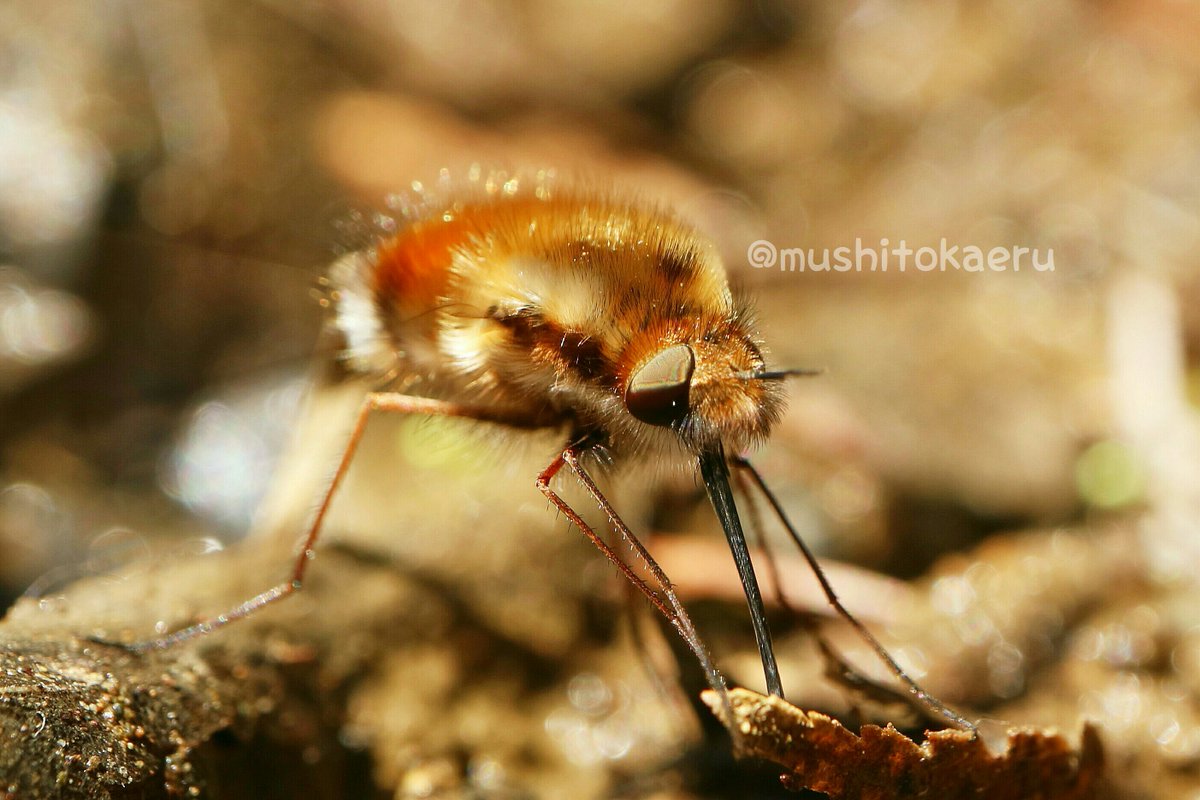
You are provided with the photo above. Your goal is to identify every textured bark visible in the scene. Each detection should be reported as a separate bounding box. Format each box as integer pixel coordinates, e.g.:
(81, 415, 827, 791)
(0, 542, 420, 799)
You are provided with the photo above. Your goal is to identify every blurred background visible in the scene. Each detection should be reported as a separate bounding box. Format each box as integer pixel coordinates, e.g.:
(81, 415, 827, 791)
(1, 0, 1198, 797)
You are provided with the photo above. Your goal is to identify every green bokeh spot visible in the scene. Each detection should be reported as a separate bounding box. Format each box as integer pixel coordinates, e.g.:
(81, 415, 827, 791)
(1074, 439, 1145, 510)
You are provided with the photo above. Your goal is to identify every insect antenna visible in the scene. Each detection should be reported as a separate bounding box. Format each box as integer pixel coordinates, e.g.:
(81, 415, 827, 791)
(731, 455, 977, 733)
(737, 367, 826, 381)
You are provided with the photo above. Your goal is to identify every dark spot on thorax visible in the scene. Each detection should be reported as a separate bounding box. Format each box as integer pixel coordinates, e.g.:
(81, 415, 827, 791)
(488, 305, 544, 346)
(489, 306, 611, 383)
(658, 249, 695, 282)
(558, 332, 608, 380)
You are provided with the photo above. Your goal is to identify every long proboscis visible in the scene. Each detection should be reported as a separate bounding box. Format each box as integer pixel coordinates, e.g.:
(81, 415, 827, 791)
(698, 445, 784, 699)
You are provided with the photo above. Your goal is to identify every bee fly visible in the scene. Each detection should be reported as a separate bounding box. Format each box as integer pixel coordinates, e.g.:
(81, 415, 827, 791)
(116, 172, 970, 731)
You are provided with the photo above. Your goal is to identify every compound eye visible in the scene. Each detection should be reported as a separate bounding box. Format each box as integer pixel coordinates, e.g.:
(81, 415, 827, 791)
(625, 344, 695, 426)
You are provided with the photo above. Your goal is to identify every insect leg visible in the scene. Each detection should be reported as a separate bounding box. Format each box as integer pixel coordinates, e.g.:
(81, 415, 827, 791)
(111, 393, 547, 652)
(732, 464, 947, 724)
(731, 455, 977, 732)
(536, 449, 728, 704)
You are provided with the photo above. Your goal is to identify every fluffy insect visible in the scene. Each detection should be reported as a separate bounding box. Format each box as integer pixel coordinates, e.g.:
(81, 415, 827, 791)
(118, 172, 969, 729)
(327, 176, 789, 698)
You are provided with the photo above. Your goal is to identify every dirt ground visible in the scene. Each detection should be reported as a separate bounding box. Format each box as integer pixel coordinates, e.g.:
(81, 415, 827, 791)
(1, 2, 1198, 798)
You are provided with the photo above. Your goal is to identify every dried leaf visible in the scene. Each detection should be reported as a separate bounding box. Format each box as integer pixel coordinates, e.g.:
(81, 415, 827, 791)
(703, 688, 1106, 799)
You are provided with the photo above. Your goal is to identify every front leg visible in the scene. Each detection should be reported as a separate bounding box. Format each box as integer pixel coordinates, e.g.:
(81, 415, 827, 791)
(536, 447, 728, 702)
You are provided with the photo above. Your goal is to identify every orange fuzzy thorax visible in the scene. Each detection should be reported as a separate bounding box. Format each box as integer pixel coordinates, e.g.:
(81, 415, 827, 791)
(332, 187, 784, 458)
